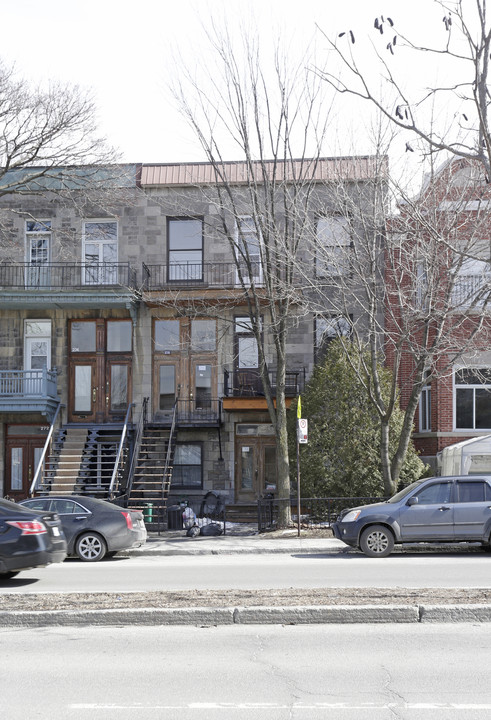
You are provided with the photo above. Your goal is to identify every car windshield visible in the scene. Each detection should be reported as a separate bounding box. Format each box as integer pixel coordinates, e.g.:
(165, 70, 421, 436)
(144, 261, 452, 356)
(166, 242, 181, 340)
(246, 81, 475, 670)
(386, 478, 428, 503)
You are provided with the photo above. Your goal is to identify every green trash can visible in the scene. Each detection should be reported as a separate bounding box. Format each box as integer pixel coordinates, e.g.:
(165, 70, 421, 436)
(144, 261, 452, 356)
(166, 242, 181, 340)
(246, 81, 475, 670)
(143, 503, 153, 523)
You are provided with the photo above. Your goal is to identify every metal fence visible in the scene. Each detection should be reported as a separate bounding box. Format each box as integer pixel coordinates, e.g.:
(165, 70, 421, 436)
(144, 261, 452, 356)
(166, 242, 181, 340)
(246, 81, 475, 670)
(257, 496, 387, 533)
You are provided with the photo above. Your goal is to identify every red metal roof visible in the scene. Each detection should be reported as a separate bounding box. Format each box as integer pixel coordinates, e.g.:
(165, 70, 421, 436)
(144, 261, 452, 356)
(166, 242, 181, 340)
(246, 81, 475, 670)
(141, 157, 387, 186)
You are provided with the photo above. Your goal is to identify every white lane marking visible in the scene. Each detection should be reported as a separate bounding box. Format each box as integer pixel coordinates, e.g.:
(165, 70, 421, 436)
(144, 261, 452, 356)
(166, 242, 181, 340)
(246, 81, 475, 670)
(71, 702, 491, 710)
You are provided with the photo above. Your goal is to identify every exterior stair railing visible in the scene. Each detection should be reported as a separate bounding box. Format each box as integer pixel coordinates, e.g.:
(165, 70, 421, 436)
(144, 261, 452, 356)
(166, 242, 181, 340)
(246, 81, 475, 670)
(123, 397, 148, 503)
(108, 403, 134, 500)
(29, 403, 63, 496)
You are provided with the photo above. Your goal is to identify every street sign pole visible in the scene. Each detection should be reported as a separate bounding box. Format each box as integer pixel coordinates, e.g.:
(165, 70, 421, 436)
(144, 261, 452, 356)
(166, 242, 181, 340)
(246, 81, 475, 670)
(296, 397, 302, 537)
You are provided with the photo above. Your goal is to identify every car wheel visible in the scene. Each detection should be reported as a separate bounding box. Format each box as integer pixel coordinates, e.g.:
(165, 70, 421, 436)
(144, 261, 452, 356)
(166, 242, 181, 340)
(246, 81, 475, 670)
(360, 525, 394, 558)
(75, 532, 107, 562)
(0, 571, 19, 580)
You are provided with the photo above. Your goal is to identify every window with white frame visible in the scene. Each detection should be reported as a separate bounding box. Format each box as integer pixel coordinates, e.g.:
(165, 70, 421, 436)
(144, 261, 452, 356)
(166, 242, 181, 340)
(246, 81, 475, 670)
(455, 368, 491, 430)
(316, 215, 352, 276)
(83, 220, 118, 285)
(24, 320, 51, 371)
(26, 220, 51, 287)
(168, 218, 203, 282)
(315, 315, 351, 361)
(235, 215, 262, 284)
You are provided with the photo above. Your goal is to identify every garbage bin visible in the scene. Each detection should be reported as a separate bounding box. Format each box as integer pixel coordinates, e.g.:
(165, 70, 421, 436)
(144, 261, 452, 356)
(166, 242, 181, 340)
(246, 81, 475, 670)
(143, 503, 153, 523)
(167, 504, 183, 530)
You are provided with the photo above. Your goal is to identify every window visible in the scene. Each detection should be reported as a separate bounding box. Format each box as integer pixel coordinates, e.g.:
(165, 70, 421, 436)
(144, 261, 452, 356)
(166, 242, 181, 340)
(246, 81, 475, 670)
(172, 444, 202, 488)
(315, 315, 351, 361)
(107, 321, 132, 352)
(83, 221, 118, 285)
(26, 220, 51, 287)
(191, 320, 216, 352)
(456, 481, 491, 503)
(154, 320, 180, 352)
(235, 216, 262, 284)
(316, 215, 351, 276)
(455, 368, 491, 430)
(415, 482, 452, 505)
(70, 321, 96, 353)
(420, 374, 431, 432)
(24, 320, 51, 371)
(168, 218, 203, 282)
(235, 317, 259, 369)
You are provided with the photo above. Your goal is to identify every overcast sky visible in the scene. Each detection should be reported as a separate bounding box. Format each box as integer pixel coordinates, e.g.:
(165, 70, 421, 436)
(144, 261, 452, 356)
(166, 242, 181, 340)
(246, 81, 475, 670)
(2, 0, 455, 166)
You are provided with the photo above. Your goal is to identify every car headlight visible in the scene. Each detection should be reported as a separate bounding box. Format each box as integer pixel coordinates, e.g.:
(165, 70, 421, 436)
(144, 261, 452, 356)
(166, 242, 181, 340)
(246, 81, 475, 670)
(341, 510, 361, 523)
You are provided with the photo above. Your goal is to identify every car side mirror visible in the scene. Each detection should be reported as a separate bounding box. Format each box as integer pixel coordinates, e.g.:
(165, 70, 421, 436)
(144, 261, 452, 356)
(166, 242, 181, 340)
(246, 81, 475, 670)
(407, 496, 419, 506)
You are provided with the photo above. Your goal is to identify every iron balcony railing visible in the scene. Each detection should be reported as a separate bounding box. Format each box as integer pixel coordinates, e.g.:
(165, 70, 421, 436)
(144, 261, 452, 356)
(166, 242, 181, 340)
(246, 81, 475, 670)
(223, 368, 304, 398)
(0, 368, 58, 399)
(452, 273, 490, 307)
(142, 261, 264, 290)
(0, 262, 137, 289)
(176, 398, 222, 425)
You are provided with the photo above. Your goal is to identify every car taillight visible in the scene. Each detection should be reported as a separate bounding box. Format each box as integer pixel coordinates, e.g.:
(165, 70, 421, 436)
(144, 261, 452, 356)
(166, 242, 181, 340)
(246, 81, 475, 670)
(121, 511, 133, 530)
(6, 520, 47, 535)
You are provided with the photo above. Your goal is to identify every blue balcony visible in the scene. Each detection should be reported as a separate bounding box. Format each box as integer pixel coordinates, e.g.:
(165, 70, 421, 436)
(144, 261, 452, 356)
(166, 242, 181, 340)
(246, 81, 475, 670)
(0, 369, 59, 420)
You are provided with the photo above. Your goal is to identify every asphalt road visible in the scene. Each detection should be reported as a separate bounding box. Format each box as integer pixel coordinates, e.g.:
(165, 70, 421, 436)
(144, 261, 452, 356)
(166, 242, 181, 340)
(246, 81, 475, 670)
(2, 623, 491, 719)
(2, 550, 491, 593)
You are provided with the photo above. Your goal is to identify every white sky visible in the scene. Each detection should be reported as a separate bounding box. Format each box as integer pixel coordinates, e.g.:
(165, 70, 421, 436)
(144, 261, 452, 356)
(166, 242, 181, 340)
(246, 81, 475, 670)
(1, 0, 460, 167)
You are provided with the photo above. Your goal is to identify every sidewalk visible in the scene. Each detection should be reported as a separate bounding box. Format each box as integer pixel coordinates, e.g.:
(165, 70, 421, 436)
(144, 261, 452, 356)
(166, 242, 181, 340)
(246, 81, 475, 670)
(128, 528, 349, 556)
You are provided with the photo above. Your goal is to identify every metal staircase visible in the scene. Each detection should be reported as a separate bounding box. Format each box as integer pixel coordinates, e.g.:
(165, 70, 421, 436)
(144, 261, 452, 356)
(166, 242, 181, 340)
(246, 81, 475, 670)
(126, 400, 178, 529)
(31, 423, 131, 500)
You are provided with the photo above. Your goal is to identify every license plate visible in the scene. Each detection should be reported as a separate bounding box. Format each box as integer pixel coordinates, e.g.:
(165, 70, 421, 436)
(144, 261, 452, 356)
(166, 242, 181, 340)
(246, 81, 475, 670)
(52, 527, 60, 536)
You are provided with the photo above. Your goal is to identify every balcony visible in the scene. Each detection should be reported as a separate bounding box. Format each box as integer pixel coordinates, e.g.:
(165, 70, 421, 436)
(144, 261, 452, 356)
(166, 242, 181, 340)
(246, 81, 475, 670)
(0, 369, 59, 420)
(0, 262, 138, 310)
(223, 368, 304, 410)
(452, 273, 490, 308)
(142, 262, 263, 290)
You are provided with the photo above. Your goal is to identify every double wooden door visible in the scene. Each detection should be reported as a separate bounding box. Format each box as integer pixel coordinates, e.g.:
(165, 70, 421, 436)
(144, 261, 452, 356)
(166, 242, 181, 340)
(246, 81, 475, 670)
(235, 436, 276, 503)
(68, 319, 132, 423)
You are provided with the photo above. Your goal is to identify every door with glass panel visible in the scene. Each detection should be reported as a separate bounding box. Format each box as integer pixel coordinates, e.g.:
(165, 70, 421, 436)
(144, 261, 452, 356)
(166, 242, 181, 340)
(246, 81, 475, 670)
(235, 437, 276, 502)
(68, 319, 132, 423)
(152, 318, 217, 421)
(6, 437, 46, 500)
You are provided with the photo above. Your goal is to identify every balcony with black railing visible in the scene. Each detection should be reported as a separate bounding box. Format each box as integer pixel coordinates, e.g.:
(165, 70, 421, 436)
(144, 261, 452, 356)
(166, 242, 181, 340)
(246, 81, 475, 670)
(142, 261, 263, 290)
(223, 368, 304, 398)
(0, 262, 138, 290)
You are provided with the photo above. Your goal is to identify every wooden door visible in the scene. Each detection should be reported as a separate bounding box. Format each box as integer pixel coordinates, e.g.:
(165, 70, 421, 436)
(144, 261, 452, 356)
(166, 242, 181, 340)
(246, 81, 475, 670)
(235, 437, 276, 502)
(6, 438, 46, 500)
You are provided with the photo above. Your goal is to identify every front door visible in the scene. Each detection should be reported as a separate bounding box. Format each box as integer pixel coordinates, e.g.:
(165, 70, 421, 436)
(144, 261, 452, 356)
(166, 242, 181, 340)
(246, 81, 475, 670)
(235, 437, 276, 502)
(152, 318, 217, 421)
(6, 435, 47, 500)
(68, 319, 132, 423)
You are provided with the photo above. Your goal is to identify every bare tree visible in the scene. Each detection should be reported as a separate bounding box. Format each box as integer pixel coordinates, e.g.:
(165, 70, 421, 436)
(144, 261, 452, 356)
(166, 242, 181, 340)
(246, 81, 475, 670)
(300, 150, 491, 495)
(320, 0, 491, 176)
(0, 59, 116, 195)
(169, 26, 339, 525)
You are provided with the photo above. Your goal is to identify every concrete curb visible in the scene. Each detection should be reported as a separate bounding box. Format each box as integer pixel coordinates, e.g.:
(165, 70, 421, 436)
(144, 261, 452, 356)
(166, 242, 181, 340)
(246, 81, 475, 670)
(2, 603, 491, 627)
(420, 604, 491, 623)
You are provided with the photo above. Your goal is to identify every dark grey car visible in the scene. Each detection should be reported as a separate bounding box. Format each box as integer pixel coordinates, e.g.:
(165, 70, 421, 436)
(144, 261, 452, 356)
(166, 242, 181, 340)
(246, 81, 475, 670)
(19, 496, 147, 561)
(332, 475, 491, 557)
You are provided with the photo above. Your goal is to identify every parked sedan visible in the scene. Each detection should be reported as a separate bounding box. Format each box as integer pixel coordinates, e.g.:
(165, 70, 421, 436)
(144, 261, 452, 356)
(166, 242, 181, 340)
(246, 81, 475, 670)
(333, 475, 491, 557)
(0, 497, 67, 578)
(19, 496, 147, 562)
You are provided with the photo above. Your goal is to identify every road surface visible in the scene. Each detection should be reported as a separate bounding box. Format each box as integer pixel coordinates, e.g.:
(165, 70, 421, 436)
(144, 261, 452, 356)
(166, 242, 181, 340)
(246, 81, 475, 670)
(1, 550, 491, 593)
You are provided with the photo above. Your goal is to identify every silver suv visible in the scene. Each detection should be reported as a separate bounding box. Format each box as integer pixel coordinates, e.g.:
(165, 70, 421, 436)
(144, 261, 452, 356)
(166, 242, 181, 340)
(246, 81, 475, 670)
(332, 475, 491, 557)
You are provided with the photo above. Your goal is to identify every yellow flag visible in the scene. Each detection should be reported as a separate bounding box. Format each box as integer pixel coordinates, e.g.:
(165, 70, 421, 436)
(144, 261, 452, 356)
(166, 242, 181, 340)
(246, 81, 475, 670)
(297, 395, 302, 419)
